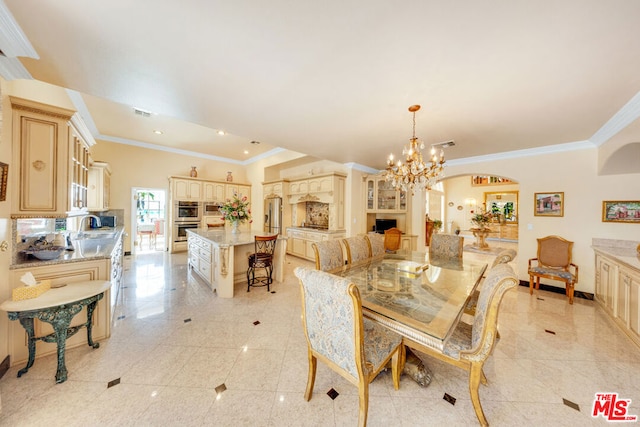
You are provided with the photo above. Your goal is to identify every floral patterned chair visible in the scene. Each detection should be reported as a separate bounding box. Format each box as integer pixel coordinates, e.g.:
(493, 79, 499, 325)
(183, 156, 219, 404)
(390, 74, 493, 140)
(311, 240, 344, 271)
(465, 248, 517, 317)
(342, 236, 372, 264)
(413, 263, 518, 426)
(366, 233, 385, 257)
(429, 233, 464, 260)
(294, 267, 404, 427)
(528, 235, 579, 304)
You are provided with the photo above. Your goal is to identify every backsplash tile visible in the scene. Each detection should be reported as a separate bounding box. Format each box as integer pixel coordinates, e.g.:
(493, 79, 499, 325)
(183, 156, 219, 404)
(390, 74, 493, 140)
(306, 202, 329, 227)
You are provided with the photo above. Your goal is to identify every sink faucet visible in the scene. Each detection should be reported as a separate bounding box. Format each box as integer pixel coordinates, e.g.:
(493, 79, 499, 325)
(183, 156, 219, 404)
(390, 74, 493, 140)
(77, 215, 101, 238)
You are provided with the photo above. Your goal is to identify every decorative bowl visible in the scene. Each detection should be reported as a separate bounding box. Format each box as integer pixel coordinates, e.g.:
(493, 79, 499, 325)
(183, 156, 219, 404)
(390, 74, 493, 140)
(27, 247, 65, 260)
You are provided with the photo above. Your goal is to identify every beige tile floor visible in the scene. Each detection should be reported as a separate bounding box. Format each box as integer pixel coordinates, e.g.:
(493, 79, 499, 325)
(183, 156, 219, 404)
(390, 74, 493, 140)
(1, 243, 639, 426)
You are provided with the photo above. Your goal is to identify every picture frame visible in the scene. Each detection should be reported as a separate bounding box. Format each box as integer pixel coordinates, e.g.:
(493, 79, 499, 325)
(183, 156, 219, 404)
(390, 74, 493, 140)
(0, 162, 7, 202)
(602, 200, 640, 223)
(534, 192, 564, 217)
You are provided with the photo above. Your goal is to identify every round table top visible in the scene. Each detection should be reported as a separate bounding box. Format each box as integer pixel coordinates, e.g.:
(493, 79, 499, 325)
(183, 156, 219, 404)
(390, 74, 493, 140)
(0, 280, 111, 312)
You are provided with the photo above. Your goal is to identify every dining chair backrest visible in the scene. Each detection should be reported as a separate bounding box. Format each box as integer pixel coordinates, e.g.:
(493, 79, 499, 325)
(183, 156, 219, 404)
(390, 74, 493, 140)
(342, 236, 372, 264)
(429, 234, 464, 259)
(311, 240, 345, 271)
(536, 235, 572, 268)
(295, 267, 361, 378)
(470, 263, 518, 351)
(384, 227, 402, 252)
(491, 248, 517, 268)
(254, 234, 278, 258)
(366, 233, 385, 257)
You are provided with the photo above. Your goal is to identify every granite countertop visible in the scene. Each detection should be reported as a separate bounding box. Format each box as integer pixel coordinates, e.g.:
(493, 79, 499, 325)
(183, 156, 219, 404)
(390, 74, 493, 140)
(11, 227, 125, 270)
(592, 238, 640, 271)
(187, 228, 288, 247)
(286, 226, 346, 234)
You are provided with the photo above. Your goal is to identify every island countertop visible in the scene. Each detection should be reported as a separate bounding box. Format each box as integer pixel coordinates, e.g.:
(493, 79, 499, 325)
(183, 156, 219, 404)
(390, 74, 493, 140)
(186, 228, 288, 247)
(11, 226, 125, 270)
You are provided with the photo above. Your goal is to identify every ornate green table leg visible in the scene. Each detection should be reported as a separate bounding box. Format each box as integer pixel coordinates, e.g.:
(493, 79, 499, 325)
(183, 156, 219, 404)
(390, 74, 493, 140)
(86, 300, 100, 349)
(15, 317, 35, 378)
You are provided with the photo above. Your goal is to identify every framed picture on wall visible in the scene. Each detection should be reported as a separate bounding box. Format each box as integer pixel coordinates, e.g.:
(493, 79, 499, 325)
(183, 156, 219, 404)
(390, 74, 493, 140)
(534, 192, 564, 217)
(602, 201, 640, 223)
(0, 162, 7, 202)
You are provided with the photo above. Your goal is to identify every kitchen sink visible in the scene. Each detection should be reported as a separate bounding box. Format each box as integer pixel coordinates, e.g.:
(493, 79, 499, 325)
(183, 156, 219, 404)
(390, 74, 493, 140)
(77, 230, 119, 239)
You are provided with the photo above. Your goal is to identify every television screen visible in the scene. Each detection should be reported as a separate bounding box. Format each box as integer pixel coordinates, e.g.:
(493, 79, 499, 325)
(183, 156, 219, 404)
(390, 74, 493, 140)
(375, 219, 397, 234)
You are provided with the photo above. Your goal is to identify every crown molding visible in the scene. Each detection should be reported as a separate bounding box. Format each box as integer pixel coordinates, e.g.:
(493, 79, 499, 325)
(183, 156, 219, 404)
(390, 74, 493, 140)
(0, 56, 31, 80)
(0, 2, 38, 58)
(589, 89, 640, 146)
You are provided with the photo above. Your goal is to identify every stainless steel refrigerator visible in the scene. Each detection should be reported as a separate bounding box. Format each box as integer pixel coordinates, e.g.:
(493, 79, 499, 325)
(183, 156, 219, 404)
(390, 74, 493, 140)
(264, 197, 282, 234)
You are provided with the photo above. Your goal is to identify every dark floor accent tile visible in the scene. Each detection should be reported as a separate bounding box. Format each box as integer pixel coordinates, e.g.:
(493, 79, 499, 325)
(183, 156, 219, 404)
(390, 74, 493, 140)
(270, 291, 276, 294)
(563, 398, 580, 411)
(545, 329, 556, 335)
(117, 315, 126, 320)
(215, 383, 227, 395)
(327, 388, 339, 400)
(107, 378, 121, 388)
(184, 318, 192, 323)
(253, 320, 261, 325)
(443, 393, 456, 405)
(171, 288, 176, 291)
(537, 297, 545, 301)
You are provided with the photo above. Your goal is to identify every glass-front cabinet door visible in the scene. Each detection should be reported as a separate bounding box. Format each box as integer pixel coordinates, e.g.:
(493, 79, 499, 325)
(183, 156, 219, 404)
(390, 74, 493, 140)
(365, 177, 407, 212)
(377, 179, 397, 210)
(367, 180, 375, 210)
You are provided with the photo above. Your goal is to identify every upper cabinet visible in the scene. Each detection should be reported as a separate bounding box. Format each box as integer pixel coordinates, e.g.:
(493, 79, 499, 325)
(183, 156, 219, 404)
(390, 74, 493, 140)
(202, 181, 225, 203)
(226, 184, 251, 201)
(287, 173, 346, 205)
(172, 178, 202, 201)
(10, 97, 94, 217)
(87, 161, 111, 211)
(365, 176, 407, 212)
(263, 180, 289, 199)
(169, 177, 250, 203)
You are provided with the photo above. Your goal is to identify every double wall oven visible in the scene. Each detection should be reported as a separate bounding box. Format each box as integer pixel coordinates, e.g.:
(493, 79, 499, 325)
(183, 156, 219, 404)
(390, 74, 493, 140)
(173, 201, 201, 242)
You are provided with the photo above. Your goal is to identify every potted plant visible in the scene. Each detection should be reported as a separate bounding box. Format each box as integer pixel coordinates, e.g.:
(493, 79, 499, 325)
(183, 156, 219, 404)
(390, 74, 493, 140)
(432, 219, 443, 233)
(220, 193, 252, 233)
(470, 210, 493, 230)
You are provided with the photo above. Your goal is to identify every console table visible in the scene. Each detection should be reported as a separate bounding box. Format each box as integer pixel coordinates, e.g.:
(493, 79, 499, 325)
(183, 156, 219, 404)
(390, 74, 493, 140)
(0, 280, 111, 383)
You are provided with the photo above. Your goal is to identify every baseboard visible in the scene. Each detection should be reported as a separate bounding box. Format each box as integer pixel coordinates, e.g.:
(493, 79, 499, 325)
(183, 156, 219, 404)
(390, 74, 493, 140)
(0, 355, 9, 380)
(519, 280, 594, 301)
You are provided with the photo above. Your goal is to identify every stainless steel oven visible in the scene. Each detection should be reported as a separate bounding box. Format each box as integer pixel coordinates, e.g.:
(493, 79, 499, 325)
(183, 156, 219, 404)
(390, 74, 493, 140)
(174, 201, 202, 222)
(203, 202, 222, 216)
(173, 222, 200, 242)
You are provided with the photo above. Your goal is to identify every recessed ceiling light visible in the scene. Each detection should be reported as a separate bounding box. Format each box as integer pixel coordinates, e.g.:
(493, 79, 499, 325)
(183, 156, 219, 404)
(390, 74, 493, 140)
(243, 150, 249, 154)
(217, 130, 226, 136)
(153, 130, 163, 135)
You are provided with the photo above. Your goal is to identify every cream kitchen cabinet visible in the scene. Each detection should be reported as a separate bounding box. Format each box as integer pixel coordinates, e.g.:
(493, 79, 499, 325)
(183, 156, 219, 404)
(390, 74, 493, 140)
(188, 232, 216, 285)
(10, 97, 94, 217)
(365, 176, 407, 213)
(87, 161, 111, 211)
(593, 244, 640, 349)
(226, 184, 251, 201)
(172, 178, 202, 201)
(263, 180, 288, 198)
(203, 181, 225, 203)
(286, 227, 345, 261)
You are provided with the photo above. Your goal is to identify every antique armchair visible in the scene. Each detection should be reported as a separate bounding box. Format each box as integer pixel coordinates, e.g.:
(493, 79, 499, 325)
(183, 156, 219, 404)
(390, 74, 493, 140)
(412, 263, 518, 426)
(465, 248, 517, 317)
(246, 234, 278, 292)
(383, 227, 402, 252)
(311, 240, 344, 271)
(294, 267, 404, 427)
(528, 235, 579, 304)
(342, 236, 372, 264)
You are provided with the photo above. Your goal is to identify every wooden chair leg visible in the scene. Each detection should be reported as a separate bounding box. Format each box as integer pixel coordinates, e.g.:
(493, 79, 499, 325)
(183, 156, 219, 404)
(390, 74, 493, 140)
(305, 351, 316, 401)
(567, 283, 574, 304)
(391, 344, 404, 390)
(357, 380, 369, 427)
(469, 362, 489, 427)
(529, 275, 534, 295)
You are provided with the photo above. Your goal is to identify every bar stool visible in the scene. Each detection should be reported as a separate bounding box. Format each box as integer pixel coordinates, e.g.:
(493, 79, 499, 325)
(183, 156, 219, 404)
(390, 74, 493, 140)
(246, 235, 278, 292)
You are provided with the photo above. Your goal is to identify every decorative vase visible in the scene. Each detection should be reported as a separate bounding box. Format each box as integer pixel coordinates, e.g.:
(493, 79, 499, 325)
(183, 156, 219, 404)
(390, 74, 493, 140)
(231, 221, 240, 234)
(226, 171, 233, 182)
(190, 166, 198, 177)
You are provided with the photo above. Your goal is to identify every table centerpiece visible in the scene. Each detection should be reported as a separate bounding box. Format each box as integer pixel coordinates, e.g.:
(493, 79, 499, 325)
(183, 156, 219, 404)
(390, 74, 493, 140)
(220, 194, 252, 233)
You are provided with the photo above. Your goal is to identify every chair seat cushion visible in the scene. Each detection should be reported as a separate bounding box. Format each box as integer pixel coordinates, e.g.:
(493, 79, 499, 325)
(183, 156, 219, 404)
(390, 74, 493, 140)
(443, 321, 472, 359)
(529, 266, 575, 282)
(363, 318, 402, 373)
(249, 253, 273, 268)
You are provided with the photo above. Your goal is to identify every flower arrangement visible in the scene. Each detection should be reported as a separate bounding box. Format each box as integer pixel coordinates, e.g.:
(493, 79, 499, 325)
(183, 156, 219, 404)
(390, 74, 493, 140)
(470, 210, 493, 229)
(220, 194, 252, 225)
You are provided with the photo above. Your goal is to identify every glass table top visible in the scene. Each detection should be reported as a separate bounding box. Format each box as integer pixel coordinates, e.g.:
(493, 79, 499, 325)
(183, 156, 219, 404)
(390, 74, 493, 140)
(330, 251, 487, 346)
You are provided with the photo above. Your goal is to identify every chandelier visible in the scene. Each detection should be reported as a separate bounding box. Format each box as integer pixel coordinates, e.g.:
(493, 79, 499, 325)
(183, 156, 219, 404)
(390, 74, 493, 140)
(384, 105, 446, 194)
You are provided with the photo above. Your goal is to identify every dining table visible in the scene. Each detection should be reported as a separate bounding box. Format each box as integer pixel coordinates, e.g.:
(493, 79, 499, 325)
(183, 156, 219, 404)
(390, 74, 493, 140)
(328, 250, 488, 352)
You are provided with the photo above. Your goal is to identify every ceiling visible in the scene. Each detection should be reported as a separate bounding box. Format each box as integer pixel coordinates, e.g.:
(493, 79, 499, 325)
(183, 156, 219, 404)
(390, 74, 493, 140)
(4, 0, 640, 169)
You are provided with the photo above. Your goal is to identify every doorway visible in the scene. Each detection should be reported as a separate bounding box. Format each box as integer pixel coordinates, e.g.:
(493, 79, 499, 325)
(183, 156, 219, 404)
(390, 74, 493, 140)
(131, 188, 167, 254)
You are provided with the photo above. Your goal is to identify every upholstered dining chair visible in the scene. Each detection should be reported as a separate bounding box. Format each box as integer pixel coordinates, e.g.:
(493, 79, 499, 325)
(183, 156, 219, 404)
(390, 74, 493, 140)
(311, 240, 344, 271)
(429, 233, 464, 260)
(366, 233, 385, 257)
(465, 248, 517, 317)
(342, 236, 372, 264)
(383, 227, 402, 252)
(413, 263, 518, 427)
(246, 234, 278, 292)
(528, 235, 579, 304)
(294, 267, 404, 427)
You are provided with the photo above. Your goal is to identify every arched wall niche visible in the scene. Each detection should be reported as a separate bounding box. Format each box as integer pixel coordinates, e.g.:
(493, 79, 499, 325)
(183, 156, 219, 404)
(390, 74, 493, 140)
(599, 142, 640, 175)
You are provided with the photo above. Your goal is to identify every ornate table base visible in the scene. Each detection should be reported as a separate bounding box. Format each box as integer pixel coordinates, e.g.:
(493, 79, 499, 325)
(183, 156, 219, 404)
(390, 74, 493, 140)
(7, 293, 104, 383)
(470, 228, 492, 250)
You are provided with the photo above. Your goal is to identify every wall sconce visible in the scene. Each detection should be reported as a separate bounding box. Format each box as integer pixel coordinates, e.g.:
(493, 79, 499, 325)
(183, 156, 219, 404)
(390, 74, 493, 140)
(465, 198, 476, 208)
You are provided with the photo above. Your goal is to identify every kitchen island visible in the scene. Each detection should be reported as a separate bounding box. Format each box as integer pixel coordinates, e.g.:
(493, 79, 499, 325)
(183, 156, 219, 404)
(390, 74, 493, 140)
(187, 229, 288, 298)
